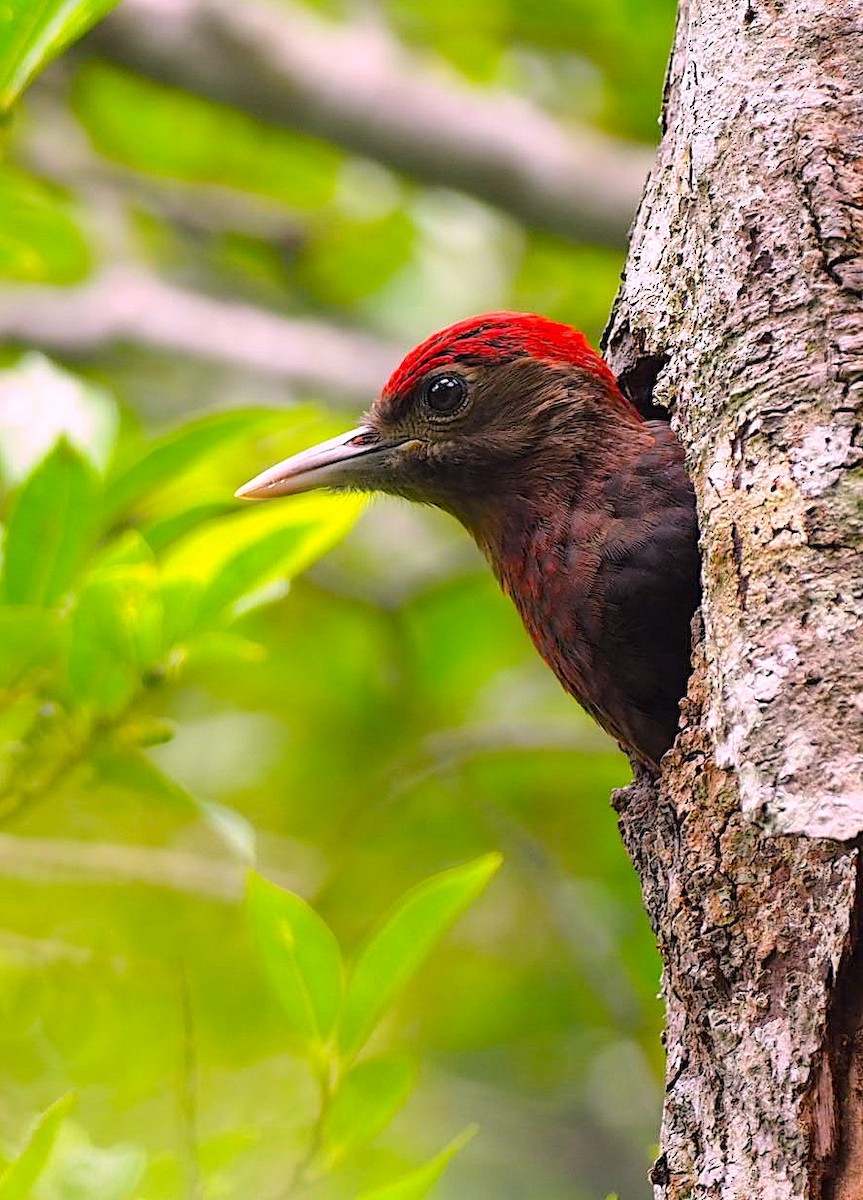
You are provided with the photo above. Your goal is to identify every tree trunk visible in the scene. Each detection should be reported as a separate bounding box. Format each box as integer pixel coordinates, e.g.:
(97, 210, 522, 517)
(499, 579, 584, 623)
(603, 3, 863, 1197)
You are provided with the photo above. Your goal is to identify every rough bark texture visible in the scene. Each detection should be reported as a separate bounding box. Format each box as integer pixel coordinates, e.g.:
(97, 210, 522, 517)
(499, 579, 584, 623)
(603, 2, 863, 1197)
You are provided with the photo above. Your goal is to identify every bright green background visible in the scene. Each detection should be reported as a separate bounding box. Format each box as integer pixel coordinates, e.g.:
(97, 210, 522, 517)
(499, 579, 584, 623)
(0, 0, 676, 1196)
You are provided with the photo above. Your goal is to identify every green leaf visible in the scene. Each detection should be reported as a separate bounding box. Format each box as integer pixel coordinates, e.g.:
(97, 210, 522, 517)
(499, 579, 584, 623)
(0, 607, 62, 688)
(66, 565, 163, 712)
(0, 169, 91, 283)
(339, 854, 502, 1061)
(140, 502, 237, 554)
(0, 693, 41, 748)
(180, 630, 265, 671)
(156, 579, 205, 650)
(119, 717, 175, 747)
(319, 1056, 414, 1171)
(0, 1093, 76, 1199)
(357, 1126, 477, 1200)
(194, 505, 362, 625)
(161, 492, 363, 630)
(0, 0, 120, 111)
(91, 531, 156, 572)
(91, 745, 196, 812)
(0, 439, 98, 606)
(102, 408, 278, 521)
(247, 872, 344, 1051)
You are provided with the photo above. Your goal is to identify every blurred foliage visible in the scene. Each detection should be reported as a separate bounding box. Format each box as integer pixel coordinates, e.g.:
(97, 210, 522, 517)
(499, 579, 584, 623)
(73, 64, 343, 211)
(381, 0, 675, 139)
(0, 167, 90, 283)
(0, 0, 120, 112)
(0, 0, 678, 1197)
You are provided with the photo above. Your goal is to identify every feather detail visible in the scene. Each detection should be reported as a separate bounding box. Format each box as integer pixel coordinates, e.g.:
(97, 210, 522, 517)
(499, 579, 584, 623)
(383, 311, 625, 405)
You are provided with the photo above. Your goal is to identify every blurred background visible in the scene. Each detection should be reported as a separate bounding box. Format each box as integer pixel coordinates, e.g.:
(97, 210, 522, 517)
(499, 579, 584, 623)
(0, 0, 676, 1196)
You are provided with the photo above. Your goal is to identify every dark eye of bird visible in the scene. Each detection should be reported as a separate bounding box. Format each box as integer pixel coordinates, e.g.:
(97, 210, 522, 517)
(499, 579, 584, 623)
(424, 375, 468, 418)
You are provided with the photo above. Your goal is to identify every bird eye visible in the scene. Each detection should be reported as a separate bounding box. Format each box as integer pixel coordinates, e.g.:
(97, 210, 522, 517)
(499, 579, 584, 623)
(424, 375, 468, 418)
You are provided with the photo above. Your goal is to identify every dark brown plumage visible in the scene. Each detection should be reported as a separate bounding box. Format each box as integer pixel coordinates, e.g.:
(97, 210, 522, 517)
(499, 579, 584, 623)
(236, 312, 701, 771)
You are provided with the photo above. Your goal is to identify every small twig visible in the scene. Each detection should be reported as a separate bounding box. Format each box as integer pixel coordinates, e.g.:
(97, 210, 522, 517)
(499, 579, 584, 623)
(0, 713, 93, 827)
(284, 1054, 336, 1198)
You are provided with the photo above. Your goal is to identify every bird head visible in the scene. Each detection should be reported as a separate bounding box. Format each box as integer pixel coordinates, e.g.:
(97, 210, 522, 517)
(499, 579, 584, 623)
(236, 312, 640, 529)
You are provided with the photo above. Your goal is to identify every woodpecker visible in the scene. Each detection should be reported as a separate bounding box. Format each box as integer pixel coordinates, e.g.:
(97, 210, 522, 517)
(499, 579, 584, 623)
(236, 312, 701, 771)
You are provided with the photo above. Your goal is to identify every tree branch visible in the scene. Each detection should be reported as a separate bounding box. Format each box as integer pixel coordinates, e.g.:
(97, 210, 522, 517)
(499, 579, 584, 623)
(0, 265, 401, 400)
(0, 833, 244, 898)
(0, 833, 308, 899)
(89, 0, 652, 247)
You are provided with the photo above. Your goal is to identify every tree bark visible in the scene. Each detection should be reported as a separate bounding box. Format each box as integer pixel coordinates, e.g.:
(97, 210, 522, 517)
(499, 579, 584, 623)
(603, 2, 863, 1197)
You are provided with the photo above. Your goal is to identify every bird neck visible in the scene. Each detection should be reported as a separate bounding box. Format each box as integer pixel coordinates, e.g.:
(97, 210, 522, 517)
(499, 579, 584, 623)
(458, 408, 655, 575)
(451, 414, 667, 752)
